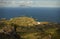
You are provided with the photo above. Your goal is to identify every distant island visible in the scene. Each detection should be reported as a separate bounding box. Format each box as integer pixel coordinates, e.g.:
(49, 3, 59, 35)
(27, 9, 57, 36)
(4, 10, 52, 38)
(0, 16, 60, 39)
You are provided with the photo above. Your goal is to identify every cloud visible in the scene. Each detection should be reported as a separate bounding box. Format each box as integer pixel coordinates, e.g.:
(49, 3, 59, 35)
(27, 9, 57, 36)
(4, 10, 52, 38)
(0, 1, 60, 7)
(0, 0, 60, 1)
(32, 1, 60, 7)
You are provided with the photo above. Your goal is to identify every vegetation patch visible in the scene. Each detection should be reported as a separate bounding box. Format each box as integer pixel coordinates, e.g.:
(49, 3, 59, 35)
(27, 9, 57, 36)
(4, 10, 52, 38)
(0, 16, 60, 39)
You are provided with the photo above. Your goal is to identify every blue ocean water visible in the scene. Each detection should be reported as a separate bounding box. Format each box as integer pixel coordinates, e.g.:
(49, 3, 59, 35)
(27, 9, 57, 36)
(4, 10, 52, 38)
(0, 7, 60, 22)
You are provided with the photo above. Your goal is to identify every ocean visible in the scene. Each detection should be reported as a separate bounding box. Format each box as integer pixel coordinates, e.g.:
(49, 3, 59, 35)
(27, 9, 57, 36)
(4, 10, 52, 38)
(0, 7, 60, 22)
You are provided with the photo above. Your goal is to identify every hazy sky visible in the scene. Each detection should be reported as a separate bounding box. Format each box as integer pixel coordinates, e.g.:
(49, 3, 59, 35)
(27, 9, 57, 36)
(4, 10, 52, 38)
(1, 0, 60, 1)
(0, 0, 60, 7)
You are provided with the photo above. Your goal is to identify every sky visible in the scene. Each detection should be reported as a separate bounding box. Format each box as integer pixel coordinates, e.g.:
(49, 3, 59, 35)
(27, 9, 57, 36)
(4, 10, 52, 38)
(0, 0, 60, 7)
(0, 0, 60, 1)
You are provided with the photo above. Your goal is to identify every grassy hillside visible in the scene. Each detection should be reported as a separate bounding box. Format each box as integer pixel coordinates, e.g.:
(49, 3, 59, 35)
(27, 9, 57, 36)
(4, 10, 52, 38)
(0, 16, 60, 39)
